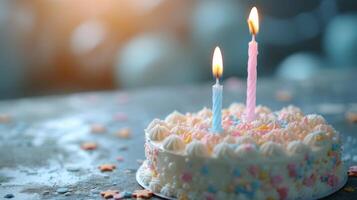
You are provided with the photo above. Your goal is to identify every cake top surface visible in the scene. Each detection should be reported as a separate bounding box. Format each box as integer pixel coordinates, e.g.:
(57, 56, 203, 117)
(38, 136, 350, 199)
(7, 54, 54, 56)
(145, 104, 340, 160)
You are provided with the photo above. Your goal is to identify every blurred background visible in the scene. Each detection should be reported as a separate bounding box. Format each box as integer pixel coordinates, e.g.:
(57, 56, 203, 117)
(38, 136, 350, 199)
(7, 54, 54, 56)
(0, 0, 357, 100)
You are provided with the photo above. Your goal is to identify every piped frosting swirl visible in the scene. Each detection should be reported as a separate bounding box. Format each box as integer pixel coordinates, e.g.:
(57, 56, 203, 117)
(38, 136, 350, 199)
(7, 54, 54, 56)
(185, 141, 209, 158)
(148, 124, 170, 141)
(162, 135, 185, 152)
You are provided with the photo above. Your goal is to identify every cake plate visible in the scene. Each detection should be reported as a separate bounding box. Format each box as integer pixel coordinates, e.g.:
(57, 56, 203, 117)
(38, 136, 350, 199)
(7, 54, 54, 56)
(136, 163, 347, 200)
(136, 163, 175, 200)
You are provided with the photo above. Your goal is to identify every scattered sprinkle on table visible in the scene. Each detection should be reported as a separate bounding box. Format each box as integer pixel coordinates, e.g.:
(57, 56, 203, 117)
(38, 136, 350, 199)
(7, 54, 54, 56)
(132, 189, 153, 199)
(113, 112, 128, 122)
(349, 166, 357, 173)
(116, 156, 124, 162)
(275, 90, 292, 102)
(99, 164, 116, 172)
(116, 128, 131, 139)
(344, 186, 355, 192)
(81, 142, 97, 151)
(113, 191, 132, 200)
(348, 171, 357, 177)
(117, 93, 129, 104)
(91, 123, 106, 133)
(0, 114, 11, 123)
(348, 165, 357, 177)
(346, 112, 357, 123)
(100, 190, 119, 199)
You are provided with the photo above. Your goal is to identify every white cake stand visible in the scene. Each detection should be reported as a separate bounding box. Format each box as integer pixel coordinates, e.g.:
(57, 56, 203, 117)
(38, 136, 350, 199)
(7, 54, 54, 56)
(136, 163, 347, 200)
(136, 163, 175, 200)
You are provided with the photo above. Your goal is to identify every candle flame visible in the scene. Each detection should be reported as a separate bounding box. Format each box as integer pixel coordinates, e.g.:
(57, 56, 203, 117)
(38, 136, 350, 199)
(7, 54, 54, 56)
(212, 46, 223, 79)
(248, 7, 259, 35)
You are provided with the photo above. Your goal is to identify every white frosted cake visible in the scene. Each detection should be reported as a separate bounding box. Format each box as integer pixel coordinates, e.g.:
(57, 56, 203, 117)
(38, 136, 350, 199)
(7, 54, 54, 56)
(139, 104, 346, 200)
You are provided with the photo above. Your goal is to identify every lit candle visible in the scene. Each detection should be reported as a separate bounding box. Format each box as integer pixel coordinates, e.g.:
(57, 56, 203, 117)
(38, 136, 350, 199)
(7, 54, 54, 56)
(246, 7, 259, 122)
(211, 46, 223, 133)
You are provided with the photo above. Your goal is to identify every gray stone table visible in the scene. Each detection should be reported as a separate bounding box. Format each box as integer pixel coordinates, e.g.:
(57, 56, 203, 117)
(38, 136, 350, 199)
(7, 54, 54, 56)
(0, 76, 357, 199)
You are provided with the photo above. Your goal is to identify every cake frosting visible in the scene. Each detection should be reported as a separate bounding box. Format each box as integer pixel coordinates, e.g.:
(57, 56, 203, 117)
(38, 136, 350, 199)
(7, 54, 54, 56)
(162, 135, 186, 152)
(140, 104, 346, 200)
(148, 124, 170, 141)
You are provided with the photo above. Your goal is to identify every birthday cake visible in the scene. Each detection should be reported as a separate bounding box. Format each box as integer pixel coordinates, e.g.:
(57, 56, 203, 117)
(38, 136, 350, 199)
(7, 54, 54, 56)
(139, 104, 346, 200)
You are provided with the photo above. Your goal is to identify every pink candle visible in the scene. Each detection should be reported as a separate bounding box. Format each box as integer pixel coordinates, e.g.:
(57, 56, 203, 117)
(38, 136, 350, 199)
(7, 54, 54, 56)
(246, 7, 259, 122)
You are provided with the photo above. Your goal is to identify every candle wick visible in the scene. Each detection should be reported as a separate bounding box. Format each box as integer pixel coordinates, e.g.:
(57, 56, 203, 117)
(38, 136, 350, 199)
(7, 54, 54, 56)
(252, 35, 256, 42)
(216, 78, 219, 85)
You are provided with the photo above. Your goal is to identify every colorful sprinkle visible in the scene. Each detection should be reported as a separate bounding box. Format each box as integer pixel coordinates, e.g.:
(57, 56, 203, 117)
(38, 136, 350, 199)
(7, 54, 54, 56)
(0, 114, 11, 123)
(100, 190, 119, 199)
(181, 172, 193, 182)
(305, 154, 314, 166)
(271, 175, 283, 187)
(303, 175, 315, 187)
(251, 180, 260, 190)
(343, 186, 355, 192)
(234, 186, 244, 194)
(117, 93, 130, 104)
(113, 191, 132, 199)
(287, 164, 297, 178)
(233, 169, 241, 177)
(296, 167, 304, 180)
(346, 112, 357, 123)
(277, 120, 288, 128)
(248, 165, 259, 177)
(116, 128, 131, 139)
(234, 186, 254, 198)
(327, 174, 339, 187)
(113, 112, 128, 122)
(349, 166, 357, 173)
(91, 123, 106, 133)
(182, 132, 192, 144)
(201, 134, 221, 148)
(207, 185, 217, 194)
(275, 90, 293, 102)
(231, 130, 242, 137)
(255, 124, 271, 132)
(320, 175, 328, 183)
(98, 164, 116, 172)
(132, 189, 153, 199)
(200, 165, 209, 175)
(116, 156, 124, 162)
(315, 135, 324, 142)
(204, 192, 215, 200)
(348, 171, 357, 177)
(258, 171, 268, 181)
(277, 187, 288, 200)
(331, 143, 340, 151)
(80, 142, 97, 151)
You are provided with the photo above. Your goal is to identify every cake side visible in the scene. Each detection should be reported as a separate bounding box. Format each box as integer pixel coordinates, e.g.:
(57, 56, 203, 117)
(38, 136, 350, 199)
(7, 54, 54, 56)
(141, 104, 345, 200)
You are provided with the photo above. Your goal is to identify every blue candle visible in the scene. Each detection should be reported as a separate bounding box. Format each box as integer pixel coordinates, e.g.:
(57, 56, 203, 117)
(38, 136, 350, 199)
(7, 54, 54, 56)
(211, 47, 223, 133)
(212, 79, 223, 133)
